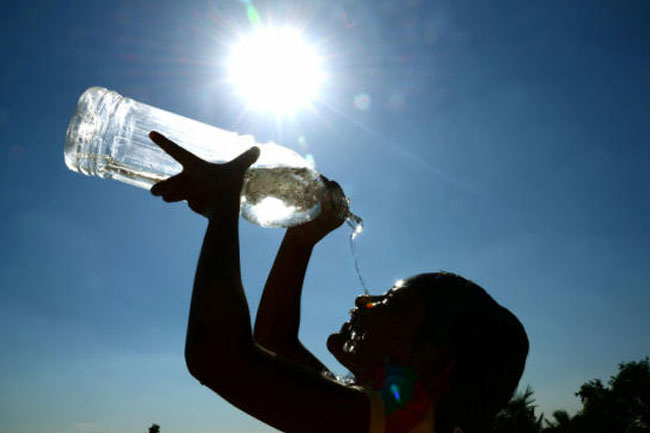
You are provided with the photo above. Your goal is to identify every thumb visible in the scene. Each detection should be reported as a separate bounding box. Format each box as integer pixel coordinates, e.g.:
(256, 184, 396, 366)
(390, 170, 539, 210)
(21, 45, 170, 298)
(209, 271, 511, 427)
(231, 146, 260, 170)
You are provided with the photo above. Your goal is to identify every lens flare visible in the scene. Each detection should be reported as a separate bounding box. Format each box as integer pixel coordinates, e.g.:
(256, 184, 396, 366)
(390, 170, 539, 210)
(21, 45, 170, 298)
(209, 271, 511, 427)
(245, 3, 261, 28)
(353, 92, 371, 111)
(390, 384, 402, 403)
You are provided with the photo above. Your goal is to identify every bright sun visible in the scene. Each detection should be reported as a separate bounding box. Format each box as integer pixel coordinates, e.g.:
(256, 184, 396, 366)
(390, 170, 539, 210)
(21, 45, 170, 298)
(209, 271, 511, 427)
(227, 27, 326, 115)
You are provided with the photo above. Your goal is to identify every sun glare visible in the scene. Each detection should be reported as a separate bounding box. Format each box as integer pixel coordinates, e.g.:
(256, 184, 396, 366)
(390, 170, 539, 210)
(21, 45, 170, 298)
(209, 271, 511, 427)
(251, 196, 297, 226)
(227, 27, 326, 114)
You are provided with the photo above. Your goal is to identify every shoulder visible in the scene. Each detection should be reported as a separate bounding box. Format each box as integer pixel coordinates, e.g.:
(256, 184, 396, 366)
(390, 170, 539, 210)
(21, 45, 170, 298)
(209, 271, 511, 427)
(350, 385, 386, 433)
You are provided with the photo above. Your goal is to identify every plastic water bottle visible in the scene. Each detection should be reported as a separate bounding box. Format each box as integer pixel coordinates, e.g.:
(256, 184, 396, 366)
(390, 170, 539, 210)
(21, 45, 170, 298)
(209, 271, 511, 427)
(64, 86, 330, 227)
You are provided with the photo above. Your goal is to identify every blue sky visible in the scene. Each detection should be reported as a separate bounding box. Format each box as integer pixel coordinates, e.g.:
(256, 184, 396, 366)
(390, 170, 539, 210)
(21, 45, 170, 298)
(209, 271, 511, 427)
(1, 1, 649, 432)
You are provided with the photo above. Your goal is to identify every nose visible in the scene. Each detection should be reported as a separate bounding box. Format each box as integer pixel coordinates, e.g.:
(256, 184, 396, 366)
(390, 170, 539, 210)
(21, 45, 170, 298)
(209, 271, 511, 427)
(355, 294, 381, 309)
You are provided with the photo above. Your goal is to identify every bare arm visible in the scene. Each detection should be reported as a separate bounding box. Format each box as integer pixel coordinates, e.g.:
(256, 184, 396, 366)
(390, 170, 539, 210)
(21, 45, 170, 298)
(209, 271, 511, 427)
(254, 180, 345, 372)
(149, 133, 367, 433)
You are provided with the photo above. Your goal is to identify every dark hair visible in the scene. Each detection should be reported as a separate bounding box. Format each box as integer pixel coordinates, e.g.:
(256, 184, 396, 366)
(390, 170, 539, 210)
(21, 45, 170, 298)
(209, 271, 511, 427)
(407, 272, 529, 433)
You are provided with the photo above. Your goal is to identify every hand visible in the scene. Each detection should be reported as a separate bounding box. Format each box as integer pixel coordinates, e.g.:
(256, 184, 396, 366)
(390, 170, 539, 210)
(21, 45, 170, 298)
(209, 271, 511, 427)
(286, 176, 347, 244)
(149, 131, 260, 219)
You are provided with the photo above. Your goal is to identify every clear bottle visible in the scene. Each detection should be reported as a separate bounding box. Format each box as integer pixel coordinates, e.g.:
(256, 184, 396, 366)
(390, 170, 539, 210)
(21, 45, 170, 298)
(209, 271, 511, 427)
(64, 86, 328, 227)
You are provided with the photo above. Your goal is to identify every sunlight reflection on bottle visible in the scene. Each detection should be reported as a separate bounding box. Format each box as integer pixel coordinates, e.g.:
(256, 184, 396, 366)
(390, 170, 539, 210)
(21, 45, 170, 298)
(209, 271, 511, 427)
(244, 196, 298, 227)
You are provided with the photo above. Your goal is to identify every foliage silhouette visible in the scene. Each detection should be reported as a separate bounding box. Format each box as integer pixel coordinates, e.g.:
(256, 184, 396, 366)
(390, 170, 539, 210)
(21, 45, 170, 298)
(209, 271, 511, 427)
(572, 357, 650, 433)
(543, 410, 574, 433)
(492, 357, 650, 433)
(492, 386, 544, 433)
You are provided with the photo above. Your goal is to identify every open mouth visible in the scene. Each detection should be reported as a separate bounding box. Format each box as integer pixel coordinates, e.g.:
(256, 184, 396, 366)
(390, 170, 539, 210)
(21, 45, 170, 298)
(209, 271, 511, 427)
(349, 307, 361, 325)
(336, 307, 363, 336)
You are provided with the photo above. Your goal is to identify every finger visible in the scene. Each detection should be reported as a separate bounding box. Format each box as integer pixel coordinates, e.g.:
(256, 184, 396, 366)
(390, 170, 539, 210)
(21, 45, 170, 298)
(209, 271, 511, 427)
(321, 182, 347, 213)
(229, 146, 260, 170)
(151, 173, 185, 196)
(150, 180, 167, 196)
(151, 178, 174, 196)
(149, 131, 198, 165)
(187, 201, 205, 216)
(326, 180, 342, 191)
(153, 178, 190, 203)
(161, 190, 186, 203)
(319, 174, 341, 190)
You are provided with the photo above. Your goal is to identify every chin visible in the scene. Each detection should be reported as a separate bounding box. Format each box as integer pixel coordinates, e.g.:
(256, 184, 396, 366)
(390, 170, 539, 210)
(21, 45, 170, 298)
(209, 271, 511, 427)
(326, 332, 343, 357)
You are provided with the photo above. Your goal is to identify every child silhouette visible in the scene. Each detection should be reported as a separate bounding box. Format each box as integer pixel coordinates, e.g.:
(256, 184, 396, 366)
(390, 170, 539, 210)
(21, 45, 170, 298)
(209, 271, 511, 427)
(149, 131, 528, 433)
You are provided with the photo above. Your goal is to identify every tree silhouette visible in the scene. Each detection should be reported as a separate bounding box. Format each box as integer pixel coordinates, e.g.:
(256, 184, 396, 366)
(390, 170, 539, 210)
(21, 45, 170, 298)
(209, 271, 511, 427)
(148, 423, 160, 433)
(492, 358, 649, 433)
(492, 386, 544, 433)
(572, 357, 650, 433)
(544, 410, 574, 433)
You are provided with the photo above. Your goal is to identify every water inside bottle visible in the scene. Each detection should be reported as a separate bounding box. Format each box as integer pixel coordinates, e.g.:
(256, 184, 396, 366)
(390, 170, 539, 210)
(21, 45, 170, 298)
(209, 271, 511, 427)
(242, 166, 324, 227)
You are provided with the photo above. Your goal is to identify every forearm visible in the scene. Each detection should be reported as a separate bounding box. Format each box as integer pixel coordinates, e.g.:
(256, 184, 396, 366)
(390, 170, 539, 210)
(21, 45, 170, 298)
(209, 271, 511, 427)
(185, 206, 255, 378)
(253, 228, 316, 347)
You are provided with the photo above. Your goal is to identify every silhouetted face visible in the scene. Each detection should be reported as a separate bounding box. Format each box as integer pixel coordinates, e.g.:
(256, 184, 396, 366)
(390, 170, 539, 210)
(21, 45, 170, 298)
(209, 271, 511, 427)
(327, 279, 428, 384)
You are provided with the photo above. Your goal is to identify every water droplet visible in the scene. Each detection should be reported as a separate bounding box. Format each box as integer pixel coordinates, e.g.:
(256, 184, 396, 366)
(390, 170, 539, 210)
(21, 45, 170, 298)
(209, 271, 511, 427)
(343, 330, 358, 354)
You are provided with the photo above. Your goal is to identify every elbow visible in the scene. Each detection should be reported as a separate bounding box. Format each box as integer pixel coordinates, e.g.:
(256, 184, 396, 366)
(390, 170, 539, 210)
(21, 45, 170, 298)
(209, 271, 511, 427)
(184, 339, 257, 390)
(184, 337, 221, 385)
(185, 348, 227, 391)
(185, 346, 208, 383)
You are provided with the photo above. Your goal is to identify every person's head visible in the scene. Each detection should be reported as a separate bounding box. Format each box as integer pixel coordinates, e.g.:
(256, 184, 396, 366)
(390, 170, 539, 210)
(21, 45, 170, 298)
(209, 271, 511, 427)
(327, 272, 529, 433)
